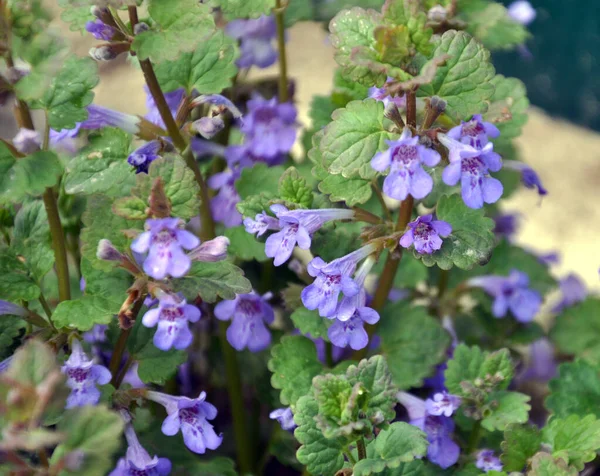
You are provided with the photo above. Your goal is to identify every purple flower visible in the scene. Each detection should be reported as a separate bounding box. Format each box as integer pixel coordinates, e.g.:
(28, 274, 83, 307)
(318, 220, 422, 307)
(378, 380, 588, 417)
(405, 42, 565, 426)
(264, 205, 355, 266)
(399, 215, 452, 255)
(145, 87, 185, 130)
(85, 19, 116, 41)
(438, 134, 503, 209)
(493, 213, 520, 240)
(301, 244, 375, 318)
(368, 78, 406, 109)
(50, 125, 81, 154)
(553, 273, 587, 313)
(502, 160, 547, 196)
(0, 300, 28, 317)
(128, 140, 162, 174)
(83, 324, 108, 344)
(142, 293, 201, 351)
(371, 128, 440, 201)
(190, 95, 243, 121)
(397, 392, 460, 469)
(244, 211, 280, 237)
(81, 105, 141, 134)
(147, 391, 223, 454)
(122, 362, 146, 389)
(476, 449, 503, 473)
(13, 128, 41, 154)
(0, 356, 13, 373)
(225, 16, 277, 68)
(508, 1, 536, 25)
(269, 407, 296, 431)
(109, 424, 171, 476)
(214, 292, 274, 352)
(193, 116, 225, 139)
(187, 236, 230, 262)
(425, 392, 461, 417)
(207, 169, 243, 228)
(61, 340, 111, 409)
(131, 218, 200, 280)
(518, 338, 557, 383)
(447, 114, 500, 149)
(241, 95, 297, 159)
(468, 270, 542, 322)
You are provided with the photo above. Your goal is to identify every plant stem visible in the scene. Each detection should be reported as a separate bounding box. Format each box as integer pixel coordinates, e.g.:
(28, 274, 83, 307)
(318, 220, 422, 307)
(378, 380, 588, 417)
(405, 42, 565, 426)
(274, 0, 289, 102)
(38, 292, 53, 319)
(113, 354, 134, 389)
(109, 296, 145, 386)
(218, 320, 254, 474)
(344, 449, 357, 465)
(467, 420, 482, 455)
(129, 7, 216, 241)
(325, 341, 334, 368)
(357, 437, 367, 461)
(406, 89, 417, 129)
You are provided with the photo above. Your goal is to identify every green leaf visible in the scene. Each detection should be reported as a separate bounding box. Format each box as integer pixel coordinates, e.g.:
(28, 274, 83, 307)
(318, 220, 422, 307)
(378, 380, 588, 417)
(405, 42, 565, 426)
(58, 0, 94, 32)
(236, 192, 277, 219)
(52, 295, 119, 331)
(542, 414, 600, 471)
(173, 261, 251, 303)
(294, 394, 345, 475)
(154, 30, 238, 94)
(0, 147, 63, 205)
(126, 318, 187, 385)
(313, 163, 373, 206)
(224, 226, 268, 262)
(484, 75, 529, 141)
(191, 457, 238, 476)
(331, 68, 371, 107)
(236, 163, 286, 199)
(528, 453, 577, 476)
(464, 4, 529, 51)
(416, 194, 495, 270)
(0, 249, 40, 302)
(444, 345, 513, 397)
(319, 99, 398, 179)
(268, 336, 323, 407)
(279, 167, 314, 208)
(0, 316, 26, 360)
(311, 222, 362, 262)
(18, 56, 99, 130)
(550, 298, 600, 364)
(211, 0, 272, 19)
(481, 391, 530, 431)
(50, 406, 124, 476)
(131, 0, 215, 64)
(81, 195, 143, 272)
(346, 355, 398, 424)
(4, 339, 58, 387)
(380, 302, 450, 389)
(12, 200, 54, 280)
(418, 30, 496, 121)
(290, 308, 330, 341)
(64, 128, 135, 197)
(80, 258, 131, 307)
(353, 422, 429, 476)
(115, 155, 201, 220)
(501, 424, 542, 472)
(546, 360, 600, 419)
(308, 95, 338, 131)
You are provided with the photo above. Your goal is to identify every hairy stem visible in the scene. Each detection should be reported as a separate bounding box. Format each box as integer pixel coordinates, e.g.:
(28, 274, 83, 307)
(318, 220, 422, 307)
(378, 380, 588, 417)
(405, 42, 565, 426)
(274, 0, 289, 102)
(357, 437, 367, 461)
(129, 7, 215, 241)
(109, 297, 145, 386)
(218, 320, 254, 474)
(467, 420, 482, 455)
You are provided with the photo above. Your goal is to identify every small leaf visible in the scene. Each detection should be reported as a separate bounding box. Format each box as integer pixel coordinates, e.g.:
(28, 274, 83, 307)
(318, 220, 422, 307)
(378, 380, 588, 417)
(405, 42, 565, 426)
(528, 453, 577, 476)
(418, 30, 496, 121)
(52, 296, 119, 331)
(112, 197, 149, 220)
(294, 394, 345, 475)
(279, 167, 313, 208)
(4, 339, 58, 387)
(416, 194, 495, 270)
(319, 99, 398, 180)
(0, 316, 26, 360)
(211, 0, 272, 19)
(380, 301, 450, 389)
(290, 308, 331, 341)
(484, 75, 529, 142)
(313, 163, 373, 206)
(173, 261, 251, 303)
(481, 391, 530, 431)
(545, 359, 600, 419)
(0, 249, 40, 302)
(64, 128, 135, 197)
(236, 163, 286, 200)
(268, 336, 323, 407)
(58, 0, 94, 32)
(236, 192, 277, 219)
(542, 414, 600, 471)
(501, 424, 542, 472)
(0, 147, 63, 205)
(464, 3, 529, 51)
(80, 258, 131, 308)
(224, 226, 268, 262)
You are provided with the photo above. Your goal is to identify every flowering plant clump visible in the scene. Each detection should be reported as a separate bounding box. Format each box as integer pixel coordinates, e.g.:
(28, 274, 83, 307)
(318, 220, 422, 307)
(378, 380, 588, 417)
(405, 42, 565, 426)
(0, 0, 598, 475)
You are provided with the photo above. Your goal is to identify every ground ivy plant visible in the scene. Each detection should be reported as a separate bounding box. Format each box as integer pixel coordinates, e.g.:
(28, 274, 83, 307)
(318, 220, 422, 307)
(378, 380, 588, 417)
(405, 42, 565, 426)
(0, 0, 596, 474)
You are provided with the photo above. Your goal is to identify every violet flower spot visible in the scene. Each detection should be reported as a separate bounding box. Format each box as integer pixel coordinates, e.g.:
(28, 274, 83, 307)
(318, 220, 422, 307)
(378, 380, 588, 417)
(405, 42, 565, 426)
(399, 215, 452, 255)
(476, 449, 503, 473)
(269, 407, 296, 431)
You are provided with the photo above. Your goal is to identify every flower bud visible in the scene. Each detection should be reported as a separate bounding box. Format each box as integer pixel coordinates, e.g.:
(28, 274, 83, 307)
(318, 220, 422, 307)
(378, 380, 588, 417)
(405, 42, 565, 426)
(134, 22, 150, 35)
(13, 128, 41, 154)
(193, 116, 225, 139)
(188, 236, 230, 262)
(428, 5, 447, 23)
(97, 239, 123, 262)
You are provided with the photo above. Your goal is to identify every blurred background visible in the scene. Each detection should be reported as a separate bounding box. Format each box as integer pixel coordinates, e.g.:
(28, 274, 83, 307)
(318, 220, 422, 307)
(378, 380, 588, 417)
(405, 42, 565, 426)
(3, 0, 599, 290)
